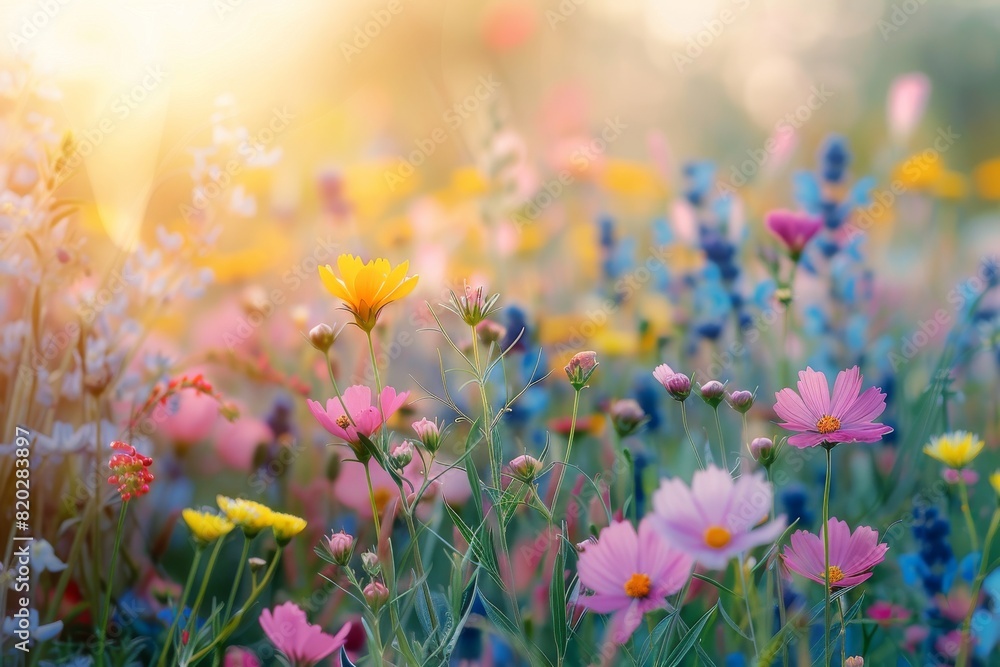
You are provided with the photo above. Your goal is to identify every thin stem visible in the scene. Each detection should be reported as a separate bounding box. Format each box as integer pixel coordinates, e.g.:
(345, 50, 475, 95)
(713, 407, 728, 471)
(822, 446, 833, 667)
(223, 535, 251, 621)
(364, 463, 382, 539)
(739, 555, 759, 659)
(958, 480, 980, 552)
(766, 465, 789, 667)
(188, 550, 283, 662)
(550, 388, 581, 515)
(656, 577, 691, 663)
(679, 402, 705, 469)
(956, 508, 1000, 667)
(402, 506, 439, 633)
(186, 537, 226, 631)
(155, 546, 202, 667)
(95, 501, 128, 667)
(839, 596, 848, 667)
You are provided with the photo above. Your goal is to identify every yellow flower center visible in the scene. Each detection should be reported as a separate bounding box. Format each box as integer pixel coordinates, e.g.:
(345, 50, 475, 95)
(826, 565, 845, 586)
(816, 415, 841, 434)
(624, 573, 652, 598)
(704, 525, 732, 549)
(336, 415, 351, 429)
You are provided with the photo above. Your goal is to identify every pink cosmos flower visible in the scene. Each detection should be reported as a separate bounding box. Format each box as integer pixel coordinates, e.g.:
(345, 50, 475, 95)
(781, 518, 888, 589)
(576, 517, 693, 643)
(867, 601, 911, 626)
(259, 601, 351, 667)
(651, 465, 786, 570)
(308, 385, 409, 446)
(764, 210, 823, 258)
(224, 647, 261, 667)
(773, 366, 892, 448)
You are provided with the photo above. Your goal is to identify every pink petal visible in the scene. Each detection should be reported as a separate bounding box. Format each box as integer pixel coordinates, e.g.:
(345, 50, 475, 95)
(787, 432, 828, 448)
(888, 72, 931, 142)
(840, 386, 887, 424)
(796, 367, 831, 416)
(609, 601, 644, 643)
(773, 387, 816, 428)
(830, 367, 863, 417)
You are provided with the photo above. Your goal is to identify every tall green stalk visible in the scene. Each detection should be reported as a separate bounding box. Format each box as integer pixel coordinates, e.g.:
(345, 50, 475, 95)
(550, 388, 582, 514)
(95, 501, 127, 667)
(822, 446, 833, 667)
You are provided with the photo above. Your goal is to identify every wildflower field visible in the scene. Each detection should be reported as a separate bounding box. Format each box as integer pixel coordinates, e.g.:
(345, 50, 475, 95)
(3, 1, 1000, 665)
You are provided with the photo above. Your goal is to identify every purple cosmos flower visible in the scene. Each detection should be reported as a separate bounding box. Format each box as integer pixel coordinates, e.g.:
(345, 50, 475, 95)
(773, 366, 892, 448)
(575, 517, 693, 643)
(259, 602, 351, 667)
(765, 209, 823, 258)
(781, 517, 889, 589)
(651, 465, 786, 570)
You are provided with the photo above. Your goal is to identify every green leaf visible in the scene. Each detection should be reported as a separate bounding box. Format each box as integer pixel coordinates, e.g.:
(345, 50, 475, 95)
(549, 536, 568, 661)
(717, 597, 752, 641)
(662, 604, 717, 667)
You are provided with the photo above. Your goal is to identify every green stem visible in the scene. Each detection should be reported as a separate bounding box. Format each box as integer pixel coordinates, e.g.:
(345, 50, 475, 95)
(679, 402, 705, 469)
(155, 546, 202, 667)
(551, 388, 581, 515)
(188, 550, 283, 662)
(364, 462, 382, 540)
(956, 508, 1000, 667)
(738, 555, 759, 659)
(958, 479, 980, 552)
(95, 501, 128, 667)
(822, 446, 833, 667)
(223, 535, 251, 621)
(186, 537, 226, 631)
(656, 577, 691, 663)
(713, 408, 728, 471)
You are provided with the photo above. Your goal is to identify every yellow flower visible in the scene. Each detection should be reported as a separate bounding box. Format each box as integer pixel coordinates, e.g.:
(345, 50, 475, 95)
(923, 431, 985, 469)
(319, 255, 418, 331)
(269, 511, 307, 545)
(216, 495, 274, 537)
(182, 508, 234, 545)
(990, 470, 1000, 497)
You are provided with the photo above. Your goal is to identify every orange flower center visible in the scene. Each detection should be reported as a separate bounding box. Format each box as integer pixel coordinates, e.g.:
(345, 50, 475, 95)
(826, 565, 845, 586)
(624, 573, 652, 598)
(704, 525, 732, 549)
(816, 415, 841, 434)
(373, 488, 393, 514)
(336, 415, 351, 429)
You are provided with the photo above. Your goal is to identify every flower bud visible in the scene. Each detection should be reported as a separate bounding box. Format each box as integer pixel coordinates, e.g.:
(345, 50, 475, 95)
(610, 399, 647, 437)
(390, 441, 414, 469)
(475, 320, 507, 346)
(564, 351, 599, 390)
(507, 454, 544, 481)
(361, 551, 380, 576)
(726, 390, 754, 414)
(248, 557, 267, 573)
(308, 323, 336, 353)
(845, 658, 864, 667)
(326, 531, 354, 566)
(652, 364, 691, 401)
(698, 380, 726, 408)
(363, 581, 390, 611)
(411, 418, 442, 453)
(749, 437, 774, 462)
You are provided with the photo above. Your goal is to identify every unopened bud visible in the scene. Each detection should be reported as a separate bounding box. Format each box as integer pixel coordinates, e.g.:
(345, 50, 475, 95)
(698, 380, 726, 408)
(610, 399, 647, 437)
(726, 390, 754, 414)
(564, 351, 599, 390)
(363, 581, 390, 611)
(326, 531, 354, 566)
(308, 323, 336, 353)
(390, 441, 414, 469)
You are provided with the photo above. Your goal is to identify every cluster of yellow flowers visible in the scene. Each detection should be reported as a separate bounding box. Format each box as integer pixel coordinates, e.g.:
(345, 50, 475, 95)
(183, 496, 307, 546)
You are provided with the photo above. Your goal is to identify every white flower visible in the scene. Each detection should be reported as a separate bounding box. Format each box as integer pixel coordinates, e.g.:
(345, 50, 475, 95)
(31, 540, 66, 574)
(1, 608, 63, 643)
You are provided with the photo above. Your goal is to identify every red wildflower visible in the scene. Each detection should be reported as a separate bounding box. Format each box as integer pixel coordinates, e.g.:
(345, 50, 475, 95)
(107, 441, 154, 501)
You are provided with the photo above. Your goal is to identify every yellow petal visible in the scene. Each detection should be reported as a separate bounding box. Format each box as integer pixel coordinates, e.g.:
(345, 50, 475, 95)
(372, 260, 411, 303)
(319, 264, 352, 301)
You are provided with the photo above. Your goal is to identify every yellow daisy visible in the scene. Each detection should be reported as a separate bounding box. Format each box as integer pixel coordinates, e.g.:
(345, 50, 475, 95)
(269, 511, 307, 545)
(181, 508, 234, 545)
(318, 255, 418, 331)
(923, 431, 985, 469)
(990, 470, 1000, 498)
(216, 495, 274, 537)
